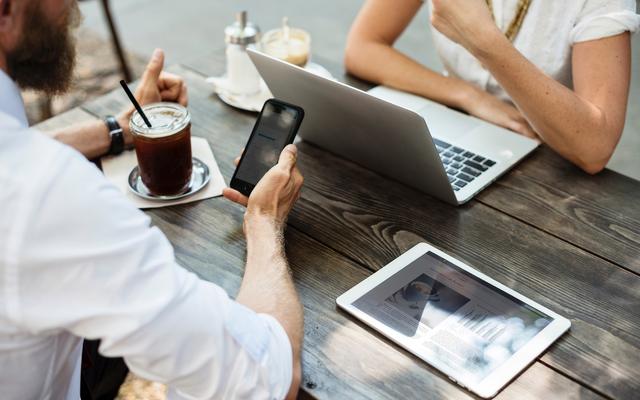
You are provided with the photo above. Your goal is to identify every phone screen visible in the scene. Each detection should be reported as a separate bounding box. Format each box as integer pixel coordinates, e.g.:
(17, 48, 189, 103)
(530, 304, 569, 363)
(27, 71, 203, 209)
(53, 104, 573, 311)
(234, 100, 303, 190)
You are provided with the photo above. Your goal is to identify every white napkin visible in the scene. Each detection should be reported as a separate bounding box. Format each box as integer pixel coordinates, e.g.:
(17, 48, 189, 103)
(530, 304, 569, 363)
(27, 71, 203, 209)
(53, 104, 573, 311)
(102, 137, 227, 209)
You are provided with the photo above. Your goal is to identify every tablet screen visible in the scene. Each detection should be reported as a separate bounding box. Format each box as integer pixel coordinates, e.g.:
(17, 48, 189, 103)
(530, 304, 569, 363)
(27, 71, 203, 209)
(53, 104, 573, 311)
(352, 251, 551, 385)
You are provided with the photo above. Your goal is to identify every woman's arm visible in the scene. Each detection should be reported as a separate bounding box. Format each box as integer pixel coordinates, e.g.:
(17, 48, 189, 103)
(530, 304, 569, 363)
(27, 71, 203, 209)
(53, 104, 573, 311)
(345, 0, 537, 138)
(346, 0, 470, 109)
(431, 0, 631, 174)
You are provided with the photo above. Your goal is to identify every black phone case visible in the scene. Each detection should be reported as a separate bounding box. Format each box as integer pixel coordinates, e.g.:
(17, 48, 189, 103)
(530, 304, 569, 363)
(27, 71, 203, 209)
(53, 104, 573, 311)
(230, 99, 305, 197)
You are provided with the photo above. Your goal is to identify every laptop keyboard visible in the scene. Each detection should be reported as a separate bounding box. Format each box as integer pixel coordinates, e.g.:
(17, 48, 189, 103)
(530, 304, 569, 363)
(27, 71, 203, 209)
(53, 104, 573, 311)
(433, 138, 496, 192)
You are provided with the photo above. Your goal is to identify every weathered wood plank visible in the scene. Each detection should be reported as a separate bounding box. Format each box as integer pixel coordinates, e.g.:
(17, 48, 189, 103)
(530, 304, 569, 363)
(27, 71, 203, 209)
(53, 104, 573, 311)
(148, 193, 603, 400)
(334, 64, 640, 275)
(291, 141, 640, 399)
(185, 51, 640, 275)
(476, 149, 640, 274)
(36, 107, 597, 398)
(73, 66, 608, 398)
(79, 65, 640, 396)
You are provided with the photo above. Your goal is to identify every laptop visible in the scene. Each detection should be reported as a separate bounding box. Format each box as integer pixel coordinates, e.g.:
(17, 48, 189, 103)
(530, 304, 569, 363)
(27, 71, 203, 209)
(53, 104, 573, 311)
(248, 49, 539, 205)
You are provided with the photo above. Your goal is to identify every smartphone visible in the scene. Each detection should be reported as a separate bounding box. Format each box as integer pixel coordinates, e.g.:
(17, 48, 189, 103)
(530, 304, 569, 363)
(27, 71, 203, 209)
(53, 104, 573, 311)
(230, 99, 305, 196)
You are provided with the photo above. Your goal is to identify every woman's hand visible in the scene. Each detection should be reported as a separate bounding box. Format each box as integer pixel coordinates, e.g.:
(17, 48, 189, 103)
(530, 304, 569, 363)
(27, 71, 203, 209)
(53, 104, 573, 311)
(431, 0, 500, 53)
(462, 86, 538, 140)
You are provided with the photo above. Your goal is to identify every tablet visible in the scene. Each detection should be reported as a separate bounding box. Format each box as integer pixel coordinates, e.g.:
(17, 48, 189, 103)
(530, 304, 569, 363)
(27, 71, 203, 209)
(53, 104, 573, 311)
(337, 243, 570, 398)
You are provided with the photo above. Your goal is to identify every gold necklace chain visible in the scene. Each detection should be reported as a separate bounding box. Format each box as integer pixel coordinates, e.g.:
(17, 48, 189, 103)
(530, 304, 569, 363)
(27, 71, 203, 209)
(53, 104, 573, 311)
(486, 0, 532, 42)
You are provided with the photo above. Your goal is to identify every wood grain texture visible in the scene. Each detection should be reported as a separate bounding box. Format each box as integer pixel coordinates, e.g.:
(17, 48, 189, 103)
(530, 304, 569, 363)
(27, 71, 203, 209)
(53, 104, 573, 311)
(331, 58, 640, 276)
(476, 148, 640, 274)
(30, 104, 592, 399)
(186, 51, 640, 275)
(73, 65, 626, 398)
(145, 193, 602, 400)
(290, 142, 640, 399)
(34, 109, 593, 398)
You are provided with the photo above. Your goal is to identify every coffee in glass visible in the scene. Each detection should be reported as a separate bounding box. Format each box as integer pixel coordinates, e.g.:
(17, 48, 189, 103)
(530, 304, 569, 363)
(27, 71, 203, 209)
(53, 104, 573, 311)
(130, 103, 192, 196)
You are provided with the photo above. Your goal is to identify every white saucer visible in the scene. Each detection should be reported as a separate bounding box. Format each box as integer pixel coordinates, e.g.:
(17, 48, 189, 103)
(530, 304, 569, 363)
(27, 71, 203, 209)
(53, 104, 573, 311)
(207, 77, 272, 112)
(207, 62, 334, 113)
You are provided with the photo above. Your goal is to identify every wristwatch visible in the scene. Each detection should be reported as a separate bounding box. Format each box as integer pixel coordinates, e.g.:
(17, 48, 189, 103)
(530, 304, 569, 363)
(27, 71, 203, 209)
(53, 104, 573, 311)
(104, 115, 125, 156)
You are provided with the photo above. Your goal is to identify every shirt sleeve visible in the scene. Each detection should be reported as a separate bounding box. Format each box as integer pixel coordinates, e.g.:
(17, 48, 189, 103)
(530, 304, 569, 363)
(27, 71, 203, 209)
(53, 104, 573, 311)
(570, 0, 640, 43)
(12, 142, 292, 400)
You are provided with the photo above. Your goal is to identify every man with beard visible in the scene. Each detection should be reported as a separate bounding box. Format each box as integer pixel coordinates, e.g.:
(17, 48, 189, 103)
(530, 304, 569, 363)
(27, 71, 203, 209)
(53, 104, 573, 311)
(0, 1, 304, 399)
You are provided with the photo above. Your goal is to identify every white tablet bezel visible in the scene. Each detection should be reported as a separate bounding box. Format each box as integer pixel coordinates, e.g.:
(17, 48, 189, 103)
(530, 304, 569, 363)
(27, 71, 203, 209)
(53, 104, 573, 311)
(336, 242, 571, 398)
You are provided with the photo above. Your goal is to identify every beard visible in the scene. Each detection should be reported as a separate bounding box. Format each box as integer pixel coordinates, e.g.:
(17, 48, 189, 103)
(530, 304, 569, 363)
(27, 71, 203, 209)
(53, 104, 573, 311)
(6, 1, 81, 95)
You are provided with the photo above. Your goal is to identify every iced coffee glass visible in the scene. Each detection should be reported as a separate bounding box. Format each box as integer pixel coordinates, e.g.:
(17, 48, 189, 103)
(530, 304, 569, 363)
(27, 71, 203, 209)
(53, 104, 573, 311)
(130, 103, 192, 196)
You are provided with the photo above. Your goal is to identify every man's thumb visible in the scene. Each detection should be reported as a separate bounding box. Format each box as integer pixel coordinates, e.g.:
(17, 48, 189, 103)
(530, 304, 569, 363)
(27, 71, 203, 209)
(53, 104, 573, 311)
(278, 144, 298, 171)
(142, 48, 164, 83)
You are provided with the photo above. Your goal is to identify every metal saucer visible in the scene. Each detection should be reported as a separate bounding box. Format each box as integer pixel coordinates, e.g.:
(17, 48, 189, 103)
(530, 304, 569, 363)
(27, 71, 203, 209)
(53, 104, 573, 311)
(128, 157, 210, 201)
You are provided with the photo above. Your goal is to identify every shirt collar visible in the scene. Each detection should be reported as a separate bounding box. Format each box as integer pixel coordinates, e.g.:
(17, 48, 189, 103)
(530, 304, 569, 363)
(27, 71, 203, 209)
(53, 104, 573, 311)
(0, 68, 29, 129)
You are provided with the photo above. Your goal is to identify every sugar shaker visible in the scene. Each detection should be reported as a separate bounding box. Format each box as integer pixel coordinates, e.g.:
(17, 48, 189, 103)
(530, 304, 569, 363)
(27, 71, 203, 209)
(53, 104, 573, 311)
(225, 11, 261, 95)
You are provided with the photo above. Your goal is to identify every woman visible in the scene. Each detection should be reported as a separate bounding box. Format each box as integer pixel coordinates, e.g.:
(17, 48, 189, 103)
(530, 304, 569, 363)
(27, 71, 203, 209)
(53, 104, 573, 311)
(345, 0, 639, 174)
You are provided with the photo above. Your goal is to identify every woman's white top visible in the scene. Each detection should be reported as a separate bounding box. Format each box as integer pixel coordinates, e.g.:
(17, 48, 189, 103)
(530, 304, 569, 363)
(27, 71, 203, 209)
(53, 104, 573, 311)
(426, 0, 640, 102)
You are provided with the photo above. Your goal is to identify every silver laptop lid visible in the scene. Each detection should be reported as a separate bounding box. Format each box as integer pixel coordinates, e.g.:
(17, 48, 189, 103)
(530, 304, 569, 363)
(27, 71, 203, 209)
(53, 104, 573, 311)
(248, 49, 458, 205)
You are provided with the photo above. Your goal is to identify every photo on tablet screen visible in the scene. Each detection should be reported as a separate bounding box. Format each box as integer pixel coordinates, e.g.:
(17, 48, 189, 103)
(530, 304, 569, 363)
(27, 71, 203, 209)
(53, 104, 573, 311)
(352, 252, 552, 385)
(385, 274, 470, 332)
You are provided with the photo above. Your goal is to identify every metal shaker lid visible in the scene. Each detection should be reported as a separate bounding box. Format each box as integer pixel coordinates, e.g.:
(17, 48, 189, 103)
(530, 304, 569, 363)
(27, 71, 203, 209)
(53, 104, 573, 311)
(225, 11, 260, 45)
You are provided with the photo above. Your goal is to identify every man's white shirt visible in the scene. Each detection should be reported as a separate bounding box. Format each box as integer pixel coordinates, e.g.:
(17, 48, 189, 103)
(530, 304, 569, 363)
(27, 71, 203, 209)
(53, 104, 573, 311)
(0, 69, 292, 400)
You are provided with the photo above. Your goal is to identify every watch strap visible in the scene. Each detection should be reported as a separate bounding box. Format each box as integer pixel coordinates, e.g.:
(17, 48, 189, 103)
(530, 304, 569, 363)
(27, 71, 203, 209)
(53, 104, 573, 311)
(105, 115, 125, 156)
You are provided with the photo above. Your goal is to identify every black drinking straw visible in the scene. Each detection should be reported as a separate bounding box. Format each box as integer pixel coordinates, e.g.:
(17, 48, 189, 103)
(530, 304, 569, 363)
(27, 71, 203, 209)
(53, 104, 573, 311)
(119, 80, 152, 128)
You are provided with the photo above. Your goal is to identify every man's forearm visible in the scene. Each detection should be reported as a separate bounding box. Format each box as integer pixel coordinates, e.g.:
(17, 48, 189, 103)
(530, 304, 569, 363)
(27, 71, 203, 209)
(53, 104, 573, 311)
(48, 119, 110, 159)
(236, 216, 303, 351)
(48, 113, 132, 159)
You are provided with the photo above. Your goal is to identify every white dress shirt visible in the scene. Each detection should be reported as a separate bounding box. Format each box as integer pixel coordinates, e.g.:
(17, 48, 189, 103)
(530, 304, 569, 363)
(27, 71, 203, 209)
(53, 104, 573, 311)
(0, 69, 292, 400)
(426, 0, 640, 102)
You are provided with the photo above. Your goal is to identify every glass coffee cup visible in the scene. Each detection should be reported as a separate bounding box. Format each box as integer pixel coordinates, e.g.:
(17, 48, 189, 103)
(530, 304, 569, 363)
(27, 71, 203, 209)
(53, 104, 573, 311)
(262, 19, 311, 67)
(130, 103, 192, 196)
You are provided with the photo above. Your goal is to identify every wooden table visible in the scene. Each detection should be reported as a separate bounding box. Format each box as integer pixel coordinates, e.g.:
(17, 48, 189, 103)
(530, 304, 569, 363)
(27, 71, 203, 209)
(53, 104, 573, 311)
(37, 50, 640, 399)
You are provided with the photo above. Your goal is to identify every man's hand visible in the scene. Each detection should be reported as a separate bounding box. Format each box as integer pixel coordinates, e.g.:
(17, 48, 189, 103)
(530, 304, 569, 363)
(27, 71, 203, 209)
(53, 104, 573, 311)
(117, 48, 189, 146)
(463, 86, 538, 139)
(223, 145, 304, 230)
(431, 0, 500, 53)
(134, 48, 189, 107)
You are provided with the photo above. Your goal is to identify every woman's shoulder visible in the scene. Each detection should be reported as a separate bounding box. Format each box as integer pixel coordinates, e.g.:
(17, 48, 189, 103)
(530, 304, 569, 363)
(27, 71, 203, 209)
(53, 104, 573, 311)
(571, 0, 639, 43)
